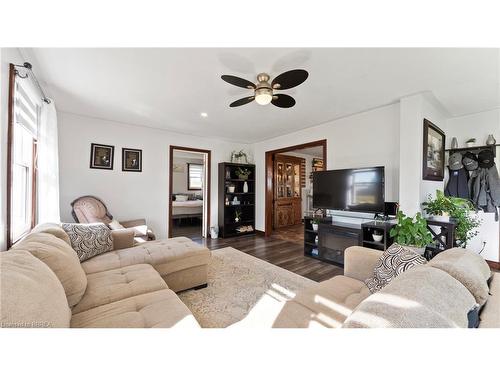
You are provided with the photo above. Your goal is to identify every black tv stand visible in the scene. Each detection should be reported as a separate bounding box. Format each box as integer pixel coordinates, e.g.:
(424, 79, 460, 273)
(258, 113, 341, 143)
(304, 216, 362, 267)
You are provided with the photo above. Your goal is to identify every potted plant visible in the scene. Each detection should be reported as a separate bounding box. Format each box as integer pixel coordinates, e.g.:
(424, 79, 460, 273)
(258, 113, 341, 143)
(389, 211, 434, 254)
(372, 229, 384, 242)
(227, 183, 235, 193)
(466, 138, 476, 148)
(311, 218, 320, 231)
(235, 167, 252, 180)
(422, 190, 481, 247)
(235, 208, 242, 223)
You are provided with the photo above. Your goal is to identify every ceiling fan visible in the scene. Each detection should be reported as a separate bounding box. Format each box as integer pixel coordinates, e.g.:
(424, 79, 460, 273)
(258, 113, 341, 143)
(221, 69, 309, 108)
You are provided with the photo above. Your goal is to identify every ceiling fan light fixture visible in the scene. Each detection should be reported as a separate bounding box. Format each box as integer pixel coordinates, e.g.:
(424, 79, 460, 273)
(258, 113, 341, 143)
(254, 87, 273, 105)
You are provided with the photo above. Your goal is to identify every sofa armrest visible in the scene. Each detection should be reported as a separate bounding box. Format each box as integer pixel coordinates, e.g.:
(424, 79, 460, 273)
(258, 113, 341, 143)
(111, 228, 136, 250)
(121, 218, 146, 228)
(343, 246, 382, 282)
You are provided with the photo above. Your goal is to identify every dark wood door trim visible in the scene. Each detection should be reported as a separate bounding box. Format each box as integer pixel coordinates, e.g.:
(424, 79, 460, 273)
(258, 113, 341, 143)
(168, 145, 211, 238)
(265, 139, 327, 237)
(6, 64, 16, 248)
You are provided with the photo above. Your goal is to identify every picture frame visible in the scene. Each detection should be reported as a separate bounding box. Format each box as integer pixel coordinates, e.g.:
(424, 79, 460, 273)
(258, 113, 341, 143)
(90, 143, 114, 170)
(122, 148, 142, 172)
(422, 119, 445, 181)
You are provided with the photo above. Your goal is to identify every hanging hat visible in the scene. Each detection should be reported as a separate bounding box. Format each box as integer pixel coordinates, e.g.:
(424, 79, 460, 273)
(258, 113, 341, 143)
(448, 152, 463, 171)
(478, 149, 495, 168)
(462, 151, 479, 171)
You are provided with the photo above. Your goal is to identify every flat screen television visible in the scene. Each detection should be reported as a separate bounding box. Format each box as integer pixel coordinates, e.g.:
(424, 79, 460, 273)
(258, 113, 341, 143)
(313, 166, 385, 213)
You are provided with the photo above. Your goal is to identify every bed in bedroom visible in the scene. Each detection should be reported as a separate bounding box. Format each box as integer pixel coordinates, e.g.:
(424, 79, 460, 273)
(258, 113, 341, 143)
(172, 197, 203, 220)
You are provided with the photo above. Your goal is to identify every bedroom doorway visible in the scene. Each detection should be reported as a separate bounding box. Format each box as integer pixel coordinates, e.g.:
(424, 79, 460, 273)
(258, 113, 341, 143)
(168, 146, 211, 239)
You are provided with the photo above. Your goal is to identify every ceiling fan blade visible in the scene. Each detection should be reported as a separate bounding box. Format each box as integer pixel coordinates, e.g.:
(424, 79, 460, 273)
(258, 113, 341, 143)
(272, 94, 296, 108)
(230, 96, 255, 107)
(221, 75, 256, 89)
(272, 69, 309, 90)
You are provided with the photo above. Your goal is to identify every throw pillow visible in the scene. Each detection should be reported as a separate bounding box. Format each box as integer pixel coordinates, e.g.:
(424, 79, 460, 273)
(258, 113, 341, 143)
(108, 219, 125, 230)
(365, 243, 427, 293)
(62, 223, 113, 262)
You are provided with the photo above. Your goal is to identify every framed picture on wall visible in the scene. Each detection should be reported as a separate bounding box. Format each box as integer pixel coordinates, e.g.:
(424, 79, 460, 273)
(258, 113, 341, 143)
(422, 119, 445, 181)
(122, 148, 142, 172)
(90, 143, 114, 170)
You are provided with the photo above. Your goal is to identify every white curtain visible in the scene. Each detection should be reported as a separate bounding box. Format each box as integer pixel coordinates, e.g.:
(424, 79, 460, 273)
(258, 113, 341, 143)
(37, 100, 60, 223)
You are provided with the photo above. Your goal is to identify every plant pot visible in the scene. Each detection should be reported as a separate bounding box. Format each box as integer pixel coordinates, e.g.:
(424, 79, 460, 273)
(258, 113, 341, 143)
(228, 186, 235, 193)
(372, 234, 384, 242)
(428, 214, 450, 222)
(312, 223, 319, 231)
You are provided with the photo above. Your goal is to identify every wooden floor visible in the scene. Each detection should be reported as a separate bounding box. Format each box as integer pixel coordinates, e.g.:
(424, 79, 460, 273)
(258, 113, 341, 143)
(195, 232, 343, 283)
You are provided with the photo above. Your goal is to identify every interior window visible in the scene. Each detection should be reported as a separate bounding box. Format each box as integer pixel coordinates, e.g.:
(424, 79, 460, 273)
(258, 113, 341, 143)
(188, 163, 203, 190)
(8, 71, 39, 245)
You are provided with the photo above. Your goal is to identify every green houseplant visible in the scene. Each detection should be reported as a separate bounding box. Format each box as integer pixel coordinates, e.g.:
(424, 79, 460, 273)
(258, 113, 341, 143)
(389, 211, 434, 252)
(311, 218, 320, 231)
(422, 190, 481, 247)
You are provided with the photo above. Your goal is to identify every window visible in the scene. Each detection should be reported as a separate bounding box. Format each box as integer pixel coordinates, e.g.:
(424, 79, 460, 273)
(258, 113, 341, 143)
(8, 66, 39, 246)
(187, 163, 203, 190)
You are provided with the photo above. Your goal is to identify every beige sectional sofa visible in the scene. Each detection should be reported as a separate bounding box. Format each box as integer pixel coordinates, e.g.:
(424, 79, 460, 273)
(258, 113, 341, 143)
(269, 246, 499, 328)
(1, 224, 210, 328)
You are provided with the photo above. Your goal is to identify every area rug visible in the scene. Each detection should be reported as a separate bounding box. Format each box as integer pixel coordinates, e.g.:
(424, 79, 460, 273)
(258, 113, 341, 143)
(178, 247, 317, 328)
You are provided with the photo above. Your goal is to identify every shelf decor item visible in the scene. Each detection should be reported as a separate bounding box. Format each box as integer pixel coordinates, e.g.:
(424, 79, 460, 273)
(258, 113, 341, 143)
(466, 138, 476, 148)
(235, 208, 242, 223)
(227, 184, 235, 193)
(372, 230, 384, 242)
(90, 143, 114, 170)
(486, 134, 496, 146)
(243, 181, 249, 193)
(451, 137, 459, 149)
(312, 218, 320, 231)
(422, 119, 445, 181)
(235, 167, 252, 180)
(389, 211, 434, 254)
(231, 150, 248, 164)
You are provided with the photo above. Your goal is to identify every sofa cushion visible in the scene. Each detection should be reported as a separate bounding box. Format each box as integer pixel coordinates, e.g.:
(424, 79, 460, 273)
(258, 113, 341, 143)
(62, 223, 113, 261)
(343, 266, 476, 328)
(12, 232, 87, 307)
(288, 276, 371, 328)
(31, 222, 71, 245)
(365, 243, 427, 293)
(72, 264, 168, 314)
(479, 272, 499, 328)
(81, 238, 210, 278)
(429, 248, 491, 306)
(1, 250, 71, 328)
(70, 289, 200, 328)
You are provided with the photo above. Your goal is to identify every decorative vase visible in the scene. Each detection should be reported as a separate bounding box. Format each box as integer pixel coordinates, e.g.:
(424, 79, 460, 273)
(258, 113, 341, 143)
(486, 134, 496, 145)
(210, 227, 219, 239)
(243, 181, 248, 193)
(451, 137, 458, 149)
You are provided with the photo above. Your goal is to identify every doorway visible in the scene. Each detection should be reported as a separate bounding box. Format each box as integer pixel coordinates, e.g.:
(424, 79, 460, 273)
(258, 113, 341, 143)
(265, 140, 327, 238)
(168, 146, 211, 239)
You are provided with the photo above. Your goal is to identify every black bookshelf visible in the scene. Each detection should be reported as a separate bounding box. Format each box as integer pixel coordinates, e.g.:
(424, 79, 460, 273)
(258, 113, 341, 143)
(218, 163, 256, 238)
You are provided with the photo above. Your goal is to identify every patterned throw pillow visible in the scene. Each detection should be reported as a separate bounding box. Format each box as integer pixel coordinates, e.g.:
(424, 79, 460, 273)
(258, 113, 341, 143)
(61, 223, 113, 262)
(365, 243, 427, 293)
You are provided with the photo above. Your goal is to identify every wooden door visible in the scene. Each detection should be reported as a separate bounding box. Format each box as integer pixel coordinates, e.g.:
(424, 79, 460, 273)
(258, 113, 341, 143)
(273, 154, 304, 228)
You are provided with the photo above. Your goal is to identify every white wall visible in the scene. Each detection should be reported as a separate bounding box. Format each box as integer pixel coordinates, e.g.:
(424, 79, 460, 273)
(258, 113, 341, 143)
(399, 93, 448, 214)
(442, 109, 500, 262)
(253, 103, 401, 231)
(172, 156, 204, 195)
(0, 48, 25, 251)
(57, 112, 245, 239)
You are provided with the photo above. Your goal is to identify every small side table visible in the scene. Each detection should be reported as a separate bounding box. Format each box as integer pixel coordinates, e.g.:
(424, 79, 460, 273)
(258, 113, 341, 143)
(424, 218, 458, 260)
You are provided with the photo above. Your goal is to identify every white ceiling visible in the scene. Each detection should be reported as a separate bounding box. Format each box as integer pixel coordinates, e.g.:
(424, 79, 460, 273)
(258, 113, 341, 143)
(25, 48, 500, 143)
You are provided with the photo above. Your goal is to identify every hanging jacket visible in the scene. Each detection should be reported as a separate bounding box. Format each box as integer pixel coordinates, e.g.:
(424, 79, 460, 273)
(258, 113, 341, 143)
(470, 166, 500, 220)
(445, 166, 469, 199)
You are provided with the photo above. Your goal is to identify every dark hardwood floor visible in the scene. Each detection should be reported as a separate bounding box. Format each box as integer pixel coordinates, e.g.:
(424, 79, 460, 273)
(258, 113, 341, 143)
(195, 232, 343, 282)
